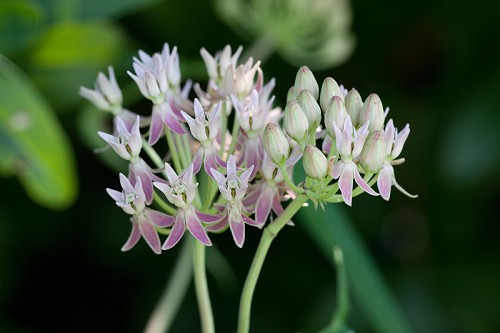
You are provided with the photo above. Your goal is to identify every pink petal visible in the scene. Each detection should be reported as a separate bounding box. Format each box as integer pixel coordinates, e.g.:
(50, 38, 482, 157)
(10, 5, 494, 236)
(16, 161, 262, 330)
(377, 164, 393, 201)
(339, 164, 354, 206)
(106, 188, 123, 202)
(205, 216, 228, 232)
(130, 163, 154, 204)
(162, 103, 186, 134)
(148, 106, 164, 145)
(229, 213, 245, 248)
(353, 166, 379, 196)
(162, 213, 186, 250)
(204, 147, 219, 177)
(138, 218, 161, 254)
(244, 139, 261, 179)
(331, 161, 344, 179)
(196, 210, 223, 223)
(192, 147, 203, 175)
(121, 220, 141, 252)
(255, 188, 273, 226)
(185, 207, 212, 246)
(147, 208, 175, 227)
(242, 214, 261, 228)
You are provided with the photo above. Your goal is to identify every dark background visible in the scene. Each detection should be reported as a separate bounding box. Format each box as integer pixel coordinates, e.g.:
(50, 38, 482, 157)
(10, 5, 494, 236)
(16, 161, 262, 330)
(1, 0, 499, 332)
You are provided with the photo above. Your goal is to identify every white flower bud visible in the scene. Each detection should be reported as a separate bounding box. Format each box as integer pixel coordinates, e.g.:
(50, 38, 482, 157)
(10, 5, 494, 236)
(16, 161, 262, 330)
(284, 101, 309, 145)
(360, 130, 385, 173)
(345, 89, 363, 127)
(263, 123, 290, 165)
(297, 89, 322, 129)
(294, 66, 319, 100)
(320, 77, 343, 112)
(302, 145, 328, 179)
(324, 95, 348, 137)
(359, 94, 385, 132)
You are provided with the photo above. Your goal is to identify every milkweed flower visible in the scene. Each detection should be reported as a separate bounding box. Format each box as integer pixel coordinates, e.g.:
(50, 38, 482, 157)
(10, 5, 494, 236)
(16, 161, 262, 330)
(182, 99, 223, 177)
(331, 117, 378, 205)
(107, 174, 174, 254)
(377, 120, 417, 200)
(208, 155, 259, 247)
(154, 163, 214, 249)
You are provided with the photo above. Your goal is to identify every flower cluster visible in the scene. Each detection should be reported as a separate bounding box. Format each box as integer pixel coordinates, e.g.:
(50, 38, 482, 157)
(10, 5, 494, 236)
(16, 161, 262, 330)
(81, 43, 415, 254)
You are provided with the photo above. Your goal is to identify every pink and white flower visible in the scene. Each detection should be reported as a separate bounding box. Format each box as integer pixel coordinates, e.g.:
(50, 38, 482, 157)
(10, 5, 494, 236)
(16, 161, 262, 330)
(208, 155, 259, 247)
(154, 163, 214, 249)
(377, 120, 417, 200)
(331, 117, 378, 206)
(107, 174, 174, 254)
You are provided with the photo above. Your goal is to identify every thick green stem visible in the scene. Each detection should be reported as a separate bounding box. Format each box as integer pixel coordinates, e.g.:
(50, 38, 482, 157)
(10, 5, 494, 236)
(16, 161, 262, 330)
(193, 241, 215, 333)
(237, 194, 309, 333)
(278, 163, 304, 194)
(143, 238, 193, 333)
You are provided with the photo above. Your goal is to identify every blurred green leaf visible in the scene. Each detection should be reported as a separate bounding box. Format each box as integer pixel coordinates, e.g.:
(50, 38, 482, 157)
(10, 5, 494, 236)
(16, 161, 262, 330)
(0, 55, 77, 209)
(0, 0, 47, 54)
(27, 20, 129, 109)
(38, 0, 163, 21)
(299, 205, 414, 333)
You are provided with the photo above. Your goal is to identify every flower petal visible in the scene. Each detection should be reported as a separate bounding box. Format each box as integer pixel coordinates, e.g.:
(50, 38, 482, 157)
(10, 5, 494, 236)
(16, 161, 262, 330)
(196, 210, 223, 223)
(147, 208, 175, 227)
(353, 166, 378, 196)
(377, 164, 393, 201)
(121, 220, 141, 252)
(229, 212, 245, 248)
(185, 207, 212, 246)
(162, 213, 186, 250)
(138, 217, 161, 254)
(255, 188, 273, 226)
(339, 163, 354, 206)
(148, 105, 164, 145)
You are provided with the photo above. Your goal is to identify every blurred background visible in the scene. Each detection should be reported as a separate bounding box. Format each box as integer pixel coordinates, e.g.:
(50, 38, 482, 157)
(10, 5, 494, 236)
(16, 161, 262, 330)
(1, 0, 499, 332)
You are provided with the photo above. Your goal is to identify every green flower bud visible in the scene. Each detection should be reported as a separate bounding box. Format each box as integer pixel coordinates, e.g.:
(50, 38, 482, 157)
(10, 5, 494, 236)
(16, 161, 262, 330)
(287, 86, 297, 103)
(302, 145, 328, 179)
(360, 130, 385, 173)
(324, 95, 348, 136)
(284, 101, 309, 145)
(294, 66, 319, 100)
(345, 88, 363, 127)
(297, 89, 322, 130)
(320, 77, 342, 112)
(359, 93, 385, 131)
(264, 123, 290, 164)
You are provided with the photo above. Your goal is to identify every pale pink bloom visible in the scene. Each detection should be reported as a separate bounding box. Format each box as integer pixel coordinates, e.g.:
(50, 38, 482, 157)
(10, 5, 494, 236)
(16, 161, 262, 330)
(98, 116, 142, 162)
(181, 99, 224, 177)
(80, 66, 122, 112)
(154, 164, 214, 249)
(107, 174, 174, 254)
(231, 89, 281, 177)
(128, 43, 181, 104)
(208, 155, 259, 247)
(377, 120, 417, 200)
(331, 118, 378, 206)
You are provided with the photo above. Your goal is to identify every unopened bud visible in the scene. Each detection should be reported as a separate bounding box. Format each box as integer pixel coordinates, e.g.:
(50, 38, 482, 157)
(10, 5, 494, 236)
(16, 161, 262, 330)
(294, 66, 319, 100)
(320, 77, 343, 111)
(264, 123, 290, 164)
(303, 145, 328, 179)
(287, 86, 297, 103)
(297, 89, 322, 129)
(360, 130, 385, 173)
(324, 95, 348, 136)
(359, 94, 385, 131)
(284, 101, 309, 145)
(345, 89, 363, 127)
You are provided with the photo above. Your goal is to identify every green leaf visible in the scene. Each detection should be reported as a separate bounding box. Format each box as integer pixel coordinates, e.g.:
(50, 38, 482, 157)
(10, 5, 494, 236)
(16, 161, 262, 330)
(0, 55, 77, 209)
(0, 0, 47, 54)
(38, 0, 162, 21)
(27, 20, 129, 109)
(298, 205, 414, 333)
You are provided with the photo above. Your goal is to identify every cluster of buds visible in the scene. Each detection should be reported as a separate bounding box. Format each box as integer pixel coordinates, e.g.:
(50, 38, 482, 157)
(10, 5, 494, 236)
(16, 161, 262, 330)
(81, 43, 415, 254)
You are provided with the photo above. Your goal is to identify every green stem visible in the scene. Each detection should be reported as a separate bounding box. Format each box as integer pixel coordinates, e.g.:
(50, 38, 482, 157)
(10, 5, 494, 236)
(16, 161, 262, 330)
(193, 241, 215, 333)
(228, 117, 240, 156)
(142, 138, 165, 171)
(153, 191, 176, 215)
(237, 194, 309, 333)
(143, 238, 193, 333)
(278, 163, 304, 194)
(165, 127, 182, 173)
